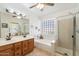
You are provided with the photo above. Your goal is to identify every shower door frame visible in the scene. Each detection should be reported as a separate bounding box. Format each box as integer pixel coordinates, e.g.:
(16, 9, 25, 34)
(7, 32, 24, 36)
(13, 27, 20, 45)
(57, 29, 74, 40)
(56, 13, 78, 56)
(73, 16, 76, 56)
(0, 13, 1, 38)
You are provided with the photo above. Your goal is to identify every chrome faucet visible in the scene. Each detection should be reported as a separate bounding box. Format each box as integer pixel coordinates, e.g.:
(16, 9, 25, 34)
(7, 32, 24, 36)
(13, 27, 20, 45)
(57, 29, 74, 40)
(23, 32, 29, 38)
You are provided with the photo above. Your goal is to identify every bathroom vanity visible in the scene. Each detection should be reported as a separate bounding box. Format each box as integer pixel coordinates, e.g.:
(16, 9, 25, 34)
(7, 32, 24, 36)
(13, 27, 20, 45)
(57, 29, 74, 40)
(0, 36, 34, 56)
(0, 10, 33, 56)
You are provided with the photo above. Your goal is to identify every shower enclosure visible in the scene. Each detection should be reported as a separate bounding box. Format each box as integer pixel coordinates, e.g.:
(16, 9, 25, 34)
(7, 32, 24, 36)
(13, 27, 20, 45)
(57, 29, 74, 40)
(76, 13, 79, 56)
(56, 13, 79, 56)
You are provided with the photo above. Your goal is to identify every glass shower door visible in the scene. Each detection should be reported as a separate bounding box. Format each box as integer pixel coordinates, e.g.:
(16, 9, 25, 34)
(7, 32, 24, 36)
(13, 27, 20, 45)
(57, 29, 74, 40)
(76, 14, 79, 56)
(56, 15, 73, 56)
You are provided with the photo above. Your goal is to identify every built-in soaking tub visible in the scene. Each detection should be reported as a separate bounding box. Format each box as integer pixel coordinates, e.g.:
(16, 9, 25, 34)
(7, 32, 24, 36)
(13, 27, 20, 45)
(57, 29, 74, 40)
(34, 39, 56, 55)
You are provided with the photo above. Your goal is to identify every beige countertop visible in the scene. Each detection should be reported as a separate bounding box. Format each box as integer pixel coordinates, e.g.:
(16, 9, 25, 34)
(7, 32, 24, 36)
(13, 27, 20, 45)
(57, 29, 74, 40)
(0, 35, 34, 46)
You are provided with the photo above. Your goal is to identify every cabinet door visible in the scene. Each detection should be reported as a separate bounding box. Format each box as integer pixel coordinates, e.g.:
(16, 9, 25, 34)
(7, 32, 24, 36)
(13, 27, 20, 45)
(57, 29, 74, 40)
(14, 42, 22, 56)
(23, 40, 28, 49)
(22, 40, 29, 55)
(0, 44, 14, 56)
(14, 50, 22, 56)
(14, 42, 22, 51)
(28, 39, 34, 52)
(0, 48, 13, 56)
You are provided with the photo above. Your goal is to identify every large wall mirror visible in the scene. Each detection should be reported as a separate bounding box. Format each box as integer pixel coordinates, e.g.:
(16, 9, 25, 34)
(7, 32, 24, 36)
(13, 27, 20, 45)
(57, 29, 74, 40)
(22, 23, 29, 35)
(9, 22, 21, 36)
(9, 21, 29, 36)
(0, 12, 29, 38)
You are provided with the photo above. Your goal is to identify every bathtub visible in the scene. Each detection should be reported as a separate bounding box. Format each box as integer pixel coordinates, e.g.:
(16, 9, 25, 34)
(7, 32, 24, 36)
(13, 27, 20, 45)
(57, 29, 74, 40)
(34, 39, 56, 55)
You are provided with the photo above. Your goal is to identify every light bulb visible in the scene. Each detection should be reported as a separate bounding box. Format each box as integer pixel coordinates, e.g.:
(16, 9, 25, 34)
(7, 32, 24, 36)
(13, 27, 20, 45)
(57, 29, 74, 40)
(51, 40, 56, 43)
(22, 13, 26, 17)
(36, 3, 44, 9)
(17, 16, 21, 19)
(16, 11, 20, 15)
(8, 8, 14, 13)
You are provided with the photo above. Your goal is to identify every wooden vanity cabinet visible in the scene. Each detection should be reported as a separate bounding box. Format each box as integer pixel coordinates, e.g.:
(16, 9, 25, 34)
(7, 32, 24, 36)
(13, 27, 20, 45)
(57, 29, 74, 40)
(22, 40, 29, 55)
(28, 39, 34, 52)
(0, 38, 34, 56)
(22, 38, 34, 55)
(0, 44, 14, 56)
(14, 42, 22, 56)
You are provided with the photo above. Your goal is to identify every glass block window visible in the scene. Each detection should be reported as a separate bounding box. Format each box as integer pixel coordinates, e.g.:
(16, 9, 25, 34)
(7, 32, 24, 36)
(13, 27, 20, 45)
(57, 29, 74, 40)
(42, 20, 55, 33)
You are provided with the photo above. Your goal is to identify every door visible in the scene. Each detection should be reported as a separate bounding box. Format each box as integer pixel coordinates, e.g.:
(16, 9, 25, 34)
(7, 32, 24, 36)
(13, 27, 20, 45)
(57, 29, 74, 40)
(0, 15, 1, 38)
(28, 39, 34, 52)
(56, 16, 73, 56)
(76, 14, 79, 56)
(22, 40, 29, 55)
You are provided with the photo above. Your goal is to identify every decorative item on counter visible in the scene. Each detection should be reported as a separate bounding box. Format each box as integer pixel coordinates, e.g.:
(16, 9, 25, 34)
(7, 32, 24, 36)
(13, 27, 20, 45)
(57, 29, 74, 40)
(6, 36, 9, 40)
(31, 25, 33, 28)
(6, 33, 11, 40)
(38, 29, 40, 32)
(39, 34, 43, 39)
(22, 33, 26, 38)
(15, 33, 19, 36)
(23, 34, 26, 37)
(23, 32, 29, 38)
(35, 26, 38, 29)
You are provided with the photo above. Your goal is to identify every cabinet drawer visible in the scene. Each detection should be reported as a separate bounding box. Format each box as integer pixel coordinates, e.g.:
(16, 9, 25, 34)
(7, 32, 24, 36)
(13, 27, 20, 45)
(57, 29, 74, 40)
(0, 44, 13, 51)
(14, 42, 22, 47)
(14, 50, 22, 56)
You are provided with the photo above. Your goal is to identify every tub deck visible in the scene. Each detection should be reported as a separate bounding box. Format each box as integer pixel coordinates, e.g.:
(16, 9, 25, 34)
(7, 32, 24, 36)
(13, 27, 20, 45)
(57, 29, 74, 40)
(34, 39, 56, 55)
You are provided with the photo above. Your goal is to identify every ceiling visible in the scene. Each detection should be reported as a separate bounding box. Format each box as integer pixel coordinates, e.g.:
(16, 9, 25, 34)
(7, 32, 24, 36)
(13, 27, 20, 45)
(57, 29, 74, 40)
(0, 3, 78, 18)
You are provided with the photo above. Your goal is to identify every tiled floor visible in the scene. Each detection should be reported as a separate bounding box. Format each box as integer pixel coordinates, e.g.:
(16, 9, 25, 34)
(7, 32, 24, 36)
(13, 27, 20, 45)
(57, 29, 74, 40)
(26, 48, 52, 56)
(26, 48, 63, 56)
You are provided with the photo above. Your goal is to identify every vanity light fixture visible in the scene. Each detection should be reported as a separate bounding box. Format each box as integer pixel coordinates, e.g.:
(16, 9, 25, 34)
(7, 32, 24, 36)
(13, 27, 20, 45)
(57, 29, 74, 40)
(6, 8, 26, 19)
(9, 9, 14, 13)
(6, 8, 14, 13)
(15, 11, 21, 15)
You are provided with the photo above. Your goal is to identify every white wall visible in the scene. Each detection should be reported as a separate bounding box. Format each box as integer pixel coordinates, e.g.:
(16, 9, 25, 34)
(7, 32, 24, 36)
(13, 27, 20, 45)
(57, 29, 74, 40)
(29, 14, 41, 38)
(41, 7, 79, 20)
